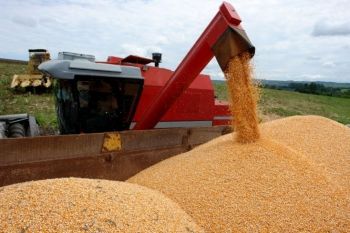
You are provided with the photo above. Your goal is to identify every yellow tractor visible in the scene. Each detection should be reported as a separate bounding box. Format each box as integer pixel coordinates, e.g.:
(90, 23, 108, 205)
(11, 49, 52, 90)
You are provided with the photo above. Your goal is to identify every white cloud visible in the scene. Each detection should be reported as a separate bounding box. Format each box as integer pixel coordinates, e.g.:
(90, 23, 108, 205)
(313, 21, 350, 36)
(120, 43, 162, 58)
(0, 0, 349, 82)
(300, 74, 324, 81)
(322, 61, 336, 68)
(12, 16, 37, 27)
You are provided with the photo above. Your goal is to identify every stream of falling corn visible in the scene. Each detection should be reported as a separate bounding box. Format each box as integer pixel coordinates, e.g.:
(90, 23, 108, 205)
(225, 52, 260, 143)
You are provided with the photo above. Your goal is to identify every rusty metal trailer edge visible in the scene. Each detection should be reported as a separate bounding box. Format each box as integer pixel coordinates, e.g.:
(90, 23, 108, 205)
(0, 126, 231, 187)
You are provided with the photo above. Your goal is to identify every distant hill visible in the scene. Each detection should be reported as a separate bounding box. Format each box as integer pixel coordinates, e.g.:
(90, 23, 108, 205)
(212, 79, 350, 89)
(259, 80, 350, 89)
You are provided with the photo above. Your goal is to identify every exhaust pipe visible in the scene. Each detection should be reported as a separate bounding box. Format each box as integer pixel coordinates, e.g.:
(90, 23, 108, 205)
(131, 2, 255, 130)
(152, 53, 162, 67)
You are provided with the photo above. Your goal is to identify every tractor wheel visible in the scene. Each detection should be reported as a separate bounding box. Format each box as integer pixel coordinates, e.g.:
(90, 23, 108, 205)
(8, 123, 26, 138)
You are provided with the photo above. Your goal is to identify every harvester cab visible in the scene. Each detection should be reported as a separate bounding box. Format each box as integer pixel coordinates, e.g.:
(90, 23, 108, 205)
(39, 52, 143, 134)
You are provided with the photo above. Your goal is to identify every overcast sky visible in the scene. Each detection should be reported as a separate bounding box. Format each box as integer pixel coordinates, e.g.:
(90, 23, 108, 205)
(1, 0, 350, 82)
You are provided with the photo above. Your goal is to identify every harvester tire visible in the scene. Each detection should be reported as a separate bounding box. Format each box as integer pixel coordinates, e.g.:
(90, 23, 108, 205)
(8, 123, 26, 138)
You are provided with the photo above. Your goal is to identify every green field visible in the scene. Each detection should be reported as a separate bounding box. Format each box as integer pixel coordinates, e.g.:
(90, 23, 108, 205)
(215, 82, 350, 124)
(0, 62, 349, 135)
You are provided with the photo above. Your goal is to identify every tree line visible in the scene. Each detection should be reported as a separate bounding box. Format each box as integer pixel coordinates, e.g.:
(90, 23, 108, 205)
(263, 82, 350, 98)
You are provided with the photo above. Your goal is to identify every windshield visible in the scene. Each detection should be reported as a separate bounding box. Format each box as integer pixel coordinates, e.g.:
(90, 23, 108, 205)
(55, 76, 143, 134)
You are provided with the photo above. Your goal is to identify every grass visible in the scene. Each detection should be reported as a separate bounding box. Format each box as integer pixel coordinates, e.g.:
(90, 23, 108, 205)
(214, 82, 350, 124)
(0, 62, 57, 133)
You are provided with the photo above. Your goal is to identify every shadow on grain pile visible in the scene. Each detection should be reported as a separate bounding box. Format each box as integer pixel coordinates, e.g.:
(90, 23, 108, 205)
(128, 53, 350, 232)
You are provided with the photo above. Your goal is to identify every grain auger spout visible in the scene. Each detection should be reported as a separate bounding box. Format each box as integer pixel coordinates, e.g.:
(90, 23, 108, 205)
(134, 1, 255, 130)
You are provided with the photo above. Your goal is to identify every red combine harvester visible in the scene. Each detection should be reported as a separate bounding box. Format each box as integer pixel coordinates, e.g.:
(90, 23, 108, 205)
(37, 51, 231, 135)
(0, 1, 254, 186)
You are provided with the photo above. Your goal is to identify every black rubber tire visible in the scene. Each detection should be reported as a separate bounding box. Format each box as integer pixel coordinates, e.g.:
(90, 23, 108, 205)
(8, 123, 26, 138)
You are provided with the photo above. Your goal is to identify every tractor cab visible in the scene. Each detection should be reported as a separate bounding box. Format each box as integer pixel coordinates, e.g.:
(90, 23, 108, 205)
(39, 52, 143, 134)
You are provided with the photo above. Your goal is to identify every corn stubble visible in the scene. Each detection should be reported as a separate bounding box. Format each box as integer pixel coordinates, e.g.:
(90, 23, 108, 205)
(0, 178, 203, 233)
(225, 52, 260, 143)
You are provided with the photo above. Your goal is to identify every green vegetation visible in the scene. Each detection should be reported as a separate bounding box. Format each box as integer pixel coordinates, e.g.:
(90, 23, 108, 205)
(0, 62, 57, 133)
(265, 82, 350, 98)
(214, 82, 350, 124)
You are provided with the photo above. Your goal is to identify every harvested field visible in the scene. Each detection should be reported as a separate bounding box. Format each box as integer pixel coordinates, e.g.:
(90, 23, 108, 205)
(128, 115, 350, 232)
(0, 178, 203, 233)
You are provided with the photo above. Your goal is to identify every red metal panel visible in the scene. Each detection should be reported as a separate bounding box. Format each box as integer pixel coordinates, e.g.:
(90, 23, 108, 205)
(214, 100, 230, 115)
(141, 66, 212, 90)
(213, 119, 230, 126)
(129, 64, 215, 124)
(132, 84, 214, 122)
(213, 99, 231, 126)
(107, 56, 123, 64)
(220, 1, 242, 26)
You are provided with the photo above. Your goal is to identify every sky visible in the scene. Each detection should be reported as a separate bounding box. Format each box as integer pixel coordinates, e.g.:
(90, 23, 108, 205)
(0, 0, 350, 82)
